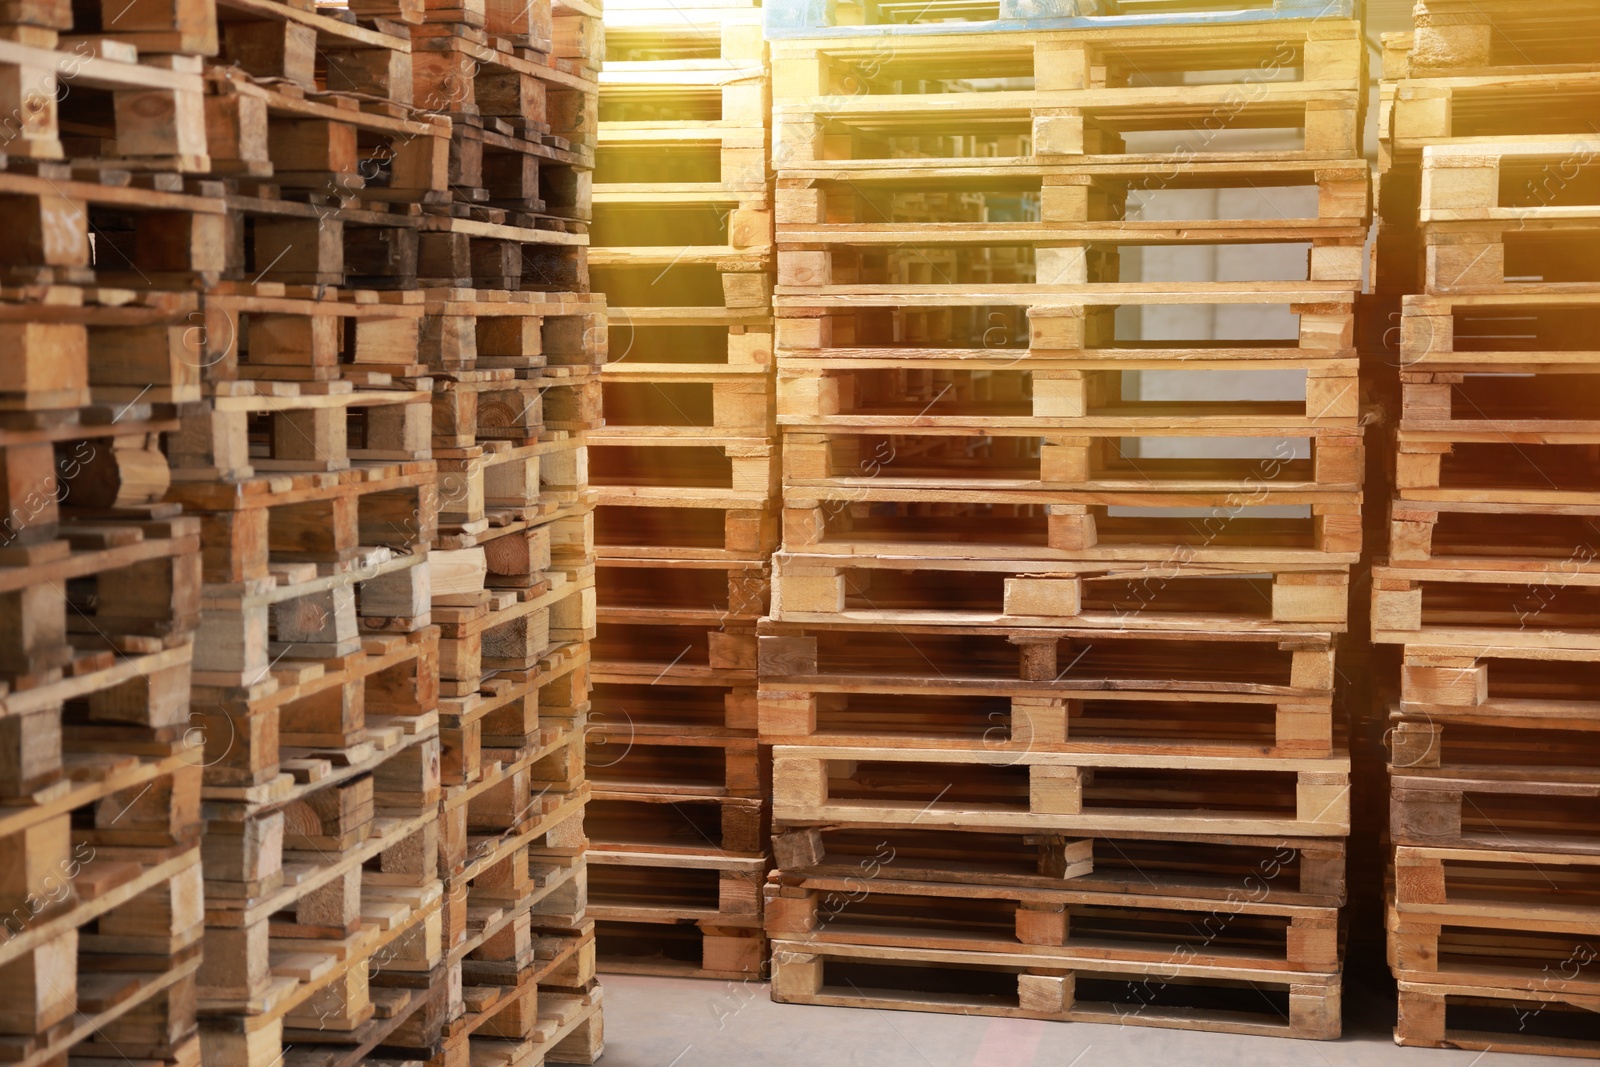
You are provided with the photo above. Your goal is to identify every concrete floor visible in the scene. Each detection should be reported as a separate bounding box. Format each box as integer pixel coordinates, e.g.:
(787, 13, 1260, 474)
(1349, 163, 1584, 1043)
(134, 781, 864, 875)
(596, 972, 1553, 1066)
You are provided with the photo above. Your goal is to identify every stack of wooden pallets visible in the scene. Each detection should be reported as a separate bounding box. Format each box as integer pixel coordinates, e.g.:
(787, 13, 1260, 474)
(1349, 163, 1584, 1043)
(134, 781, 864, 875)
(0, 1, 212, 1064)
(758, 0, 1367, 1037)
(0, 0, 605, 1058)
(1373, 1, 1600, 1057)
(585, 0, 775, 980)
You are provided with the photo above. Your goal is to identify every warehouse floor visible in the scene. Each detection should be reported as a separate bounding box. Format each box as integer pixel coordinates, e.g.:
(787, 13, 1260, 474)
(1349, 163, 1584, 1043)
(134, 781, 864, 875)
(597, 973, 1548, 1065)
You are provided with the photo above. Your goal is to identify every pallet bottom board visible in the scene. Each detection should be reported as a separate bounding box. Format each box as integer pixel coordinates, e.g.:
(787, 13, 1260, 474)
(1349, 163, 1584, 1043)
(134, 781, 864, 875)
(770, 941, 1340, 1040)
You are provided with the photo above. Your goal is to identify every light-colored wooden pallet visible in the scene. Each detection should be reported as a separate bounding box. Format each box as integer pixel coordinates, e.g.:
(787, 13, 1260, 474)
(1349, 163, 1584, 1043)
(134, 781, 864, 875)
(769, 938, 1342, 1039)
(767, 869, 1340, 973)
(1372, 563, 1600, 653)
(1395, 979, 1600, 1058)
(587, 731, 765, 801)
(771, 551, 1351, 632)
(1399, 290, 1600, 372)
(769, 20, 1364, 166)
(596, 917, 767, 979)
(1398, 644, 1600, 728)
(587, 792, 767, 858)
(590, 674, 757, 738)
(1391, 772, 1600, 856)
(772, 824, 1347, 907)
(765, 0, 1355, 38)
(1397, 0, 1600, 79)
(773, 743, 1351, 838)
(589, 850, 766, 927)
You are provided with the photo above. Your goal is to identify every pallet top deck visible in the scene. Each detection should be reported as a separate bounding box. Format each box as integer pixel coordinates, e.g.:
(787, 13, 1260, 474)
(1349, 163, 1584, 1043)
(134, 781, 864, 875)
(764, 0, 1355, 39)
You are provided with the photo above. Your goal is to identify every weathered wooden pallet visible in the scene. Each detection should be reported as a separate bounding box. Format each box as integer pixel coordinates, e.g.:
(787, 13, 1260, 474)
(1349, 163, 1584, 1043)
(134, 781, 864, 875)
(760, 680, 1337, 759)
(1387, 69, 1600, 159)
(0, 0, 214, 51)
(214, 0, 416, 107)
(757, 617, 1338, 695)
(1389, 844, 1600, 1002)
(190, 624, 439, 787)
(777, 358, 1361, 434)
(782, 487, 1362, 569)
(769, 938, 1341, 1039)
(223, 183, 425, 288)
(406, 984, 603, 1066)
(170, 383, 431, 481)
(587, 731, 765, 801)
(1395, 979, 1600, 1058)
(0, 287, 214, 411)
(779, 425, 1363, 503)
(596, 917, 767, 979)
(411, 22, 597, 150)
(586, 792, 767, 857)
(595, 364, 774, 437)
(588, 850, 766, 927)
(0, 36, 209, 167)
(0, 745, 204, 1067)
(448, 121, 592, 223)
(436, 565, 594, 696)
(591, 612, 757, 685)
(421, 289, 606, 375)
(771, 552, 1351, 632)
(280, 957, 452, 1067)
(596, 555, 770, 629)
(776, 158, 1367, 235)
(1395, 0, 1600, 80)
(0, 511, 199, 694)
(768, 870, 1340, 973)
(435, 449, 590, 553)
(1372, 563, 1600, 652)
(769, 21, 1364, 165)
(764, 0, 1356, 38)
(771, 824, 1346, 907)
(1414, 140, 1600, 294)
(1391, 772, 1600, 856)
(1386, 700, 1600, 785)
(197, 284, 426, 383)
(1398, 644, 1600, 730)
(1399, 291, 1600, 373)
(775, 290, 1356, 367)
(589, 674, 757, 739)
(203, 66, 448, 197)
(417, 210, 590, 292)
(593, 493, 780, 561)
(773, 744, 1350, 837)
(0, 166, 225, 288)
(440, 639, 588, 785)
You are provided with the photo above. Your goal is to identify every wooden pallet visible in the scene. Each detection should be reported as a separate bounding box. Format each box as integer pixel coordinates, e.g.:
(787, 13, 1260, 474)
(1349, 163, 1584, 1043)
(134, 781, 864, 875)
(768, 870, 1340, 973)
(757, 618, 1339, 694)
(439, 640, 588, 785)
(596, 917, 767, 979)
(203, 65, 448, 196)
(769, 939, 1341, 1039)
(1399, 290, 1600, 372)
(1390, 772, 1600, 856)
(421, 289, 606, 374)
(1387, 68, 1600, 160)
(586, 793, 767, 857)
(435, 569, 594, 697)
(1390, 845, 1600, 989)
(0, 750, 203, 1067)
(0, 167, 226, 289)
(589, 850, 765, 927)
(589, 674, 757, 738)
(772, 824, 1347, 907)
(1398, 645, 1600, 728)
(769, 19, 1363, 165)
(588, 732, 765, 801)
(0, 36, 209, 167)
(1372, 564, 1600, 653)
(213, 0, 417, 107)
(1395, 979, 1600, 1058)
(773, 744, 1350, 837)
(771, 553, 1350, 632)
(764, 0, 1356, 38)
